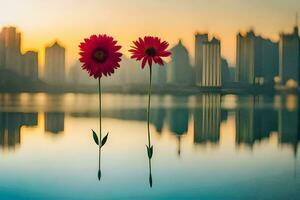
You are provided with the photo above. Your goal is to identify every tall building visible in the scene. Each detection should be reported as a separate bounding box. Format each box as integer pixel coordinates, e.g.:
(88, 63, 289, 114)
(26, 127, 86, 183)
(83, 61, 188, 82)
(236, 31, 257, 84)
(201, 37, 221, 87)
(168, 40, 194, 85)
(279, 23, 300, 87)
(260, 38, 279, 85)
(22, 51, 38, 80)
(0, 30, 4, 69)
(68, 61, 95, 85)
(236, 31, 278, 85)
(0, 27, 22, 73)
(44, 41, 65, 85)
(105, 55, 148, 86)
(221, 58, 231, 86)
(152, 62, 167, 86)
(195, 33, 209, 85)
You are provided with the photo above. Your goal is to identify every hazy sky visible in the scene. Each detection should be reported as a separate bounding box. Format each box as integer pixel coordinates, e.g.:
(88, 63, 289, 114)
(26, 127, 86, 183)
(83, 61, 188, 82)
(0, 0, 299, 68)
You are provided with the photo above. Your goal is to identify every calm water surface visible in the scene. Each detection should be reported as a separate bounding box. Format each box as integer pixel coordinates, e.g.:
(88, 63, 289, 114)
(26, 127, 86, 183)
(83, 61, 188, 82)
(0, 93, 299, 200)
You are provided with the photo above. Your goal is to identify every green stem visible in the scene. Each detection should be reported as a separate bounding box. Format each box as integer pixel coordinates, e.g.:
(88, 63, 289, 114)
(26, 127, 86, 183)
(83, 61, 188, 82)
(147, 66, 152, 148)
(148, 156, 153, 187)
(147, 66, 153, 187)
(98, 78, 102, 169)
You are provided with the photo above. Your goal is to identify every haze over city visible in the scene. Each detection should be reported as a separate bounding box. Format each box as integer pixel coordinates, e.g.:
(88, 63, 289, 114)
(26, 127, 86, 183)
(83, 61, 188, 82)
(0, 0, 299, 68)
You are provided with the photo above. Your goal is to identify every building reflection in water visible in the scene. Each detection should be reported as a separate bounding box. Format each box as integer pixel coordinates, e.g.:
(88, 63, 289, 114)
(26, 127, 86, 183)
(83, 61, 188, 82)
(39, 94, 300, 158)
(44, 112, 65, 134)
(150, 102, 166, 134)
(168, 97, 189, 156)
(278, 95, 300, 156)
(194, 94, 221, 145)
(233, 94, 300, 156)
(70, 94, 300, 157)
(0, 112, 37, 150)
(236, 96, 277, 147)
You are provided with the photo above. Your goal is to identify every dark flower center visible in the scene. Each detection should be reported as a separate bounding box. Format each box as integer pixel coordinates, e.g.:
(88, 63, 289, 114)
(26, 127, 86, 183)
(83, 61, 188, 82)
(92, 49, 108, 63)
(145, 47, 156, 57)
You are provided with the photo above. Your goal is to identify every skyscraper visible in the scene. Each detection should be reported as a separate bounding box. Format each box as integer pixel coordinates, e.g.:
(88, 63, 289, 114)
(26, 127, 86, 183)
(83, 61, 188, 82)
(152, 62, 167, 86)
(0, 27, 22, 74)
(221, 58, 231, 86)
(68, 61, 95, 85)
(168, 40, 194, 85)
(22, 51, 38, 80)
(201, 37, 221, 87)
(260, 38, 279, 86)
(44, 41, 65, 85)
(236, 31, 257, 84)
(279, 22, 300, 87)
(236, 31, 278, 85)
(195, 33, 208, 85)
(0, 31, 4, 69)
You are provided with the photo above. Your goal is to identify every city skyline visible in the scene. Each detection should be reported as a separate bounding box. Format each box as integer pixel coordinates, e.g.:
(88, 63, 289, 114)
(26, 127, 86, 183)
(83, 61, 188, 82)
(0, 0, 299, 68)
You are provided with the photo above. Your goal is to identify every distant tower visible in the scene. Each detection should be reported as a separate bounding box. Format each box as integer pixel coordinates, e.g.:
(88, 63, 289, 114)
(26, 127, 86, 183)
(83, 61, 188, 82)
(44, 41, 65, 85)
(201, 37, 222, 87)
(22, 51, 38, 80)
(0, 27, 22, 74)
(168, 40, 194, 85)
(195, 33, 208, 85)
(221, 58, 231, 86)
(236, 31, 256, 84)
(279, 15, 300, 87)
(0, 31, 4, 69)
(236, 30, 278, 86)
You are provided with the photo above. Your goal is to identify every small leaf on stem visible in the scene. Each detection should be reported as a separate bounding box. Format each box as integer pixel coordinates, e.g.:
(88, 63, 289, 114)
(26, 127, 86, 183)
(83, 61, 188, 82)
(101, 132, 109, 147)
(146, 145, 153, 159)
(92, 129, 99, 145)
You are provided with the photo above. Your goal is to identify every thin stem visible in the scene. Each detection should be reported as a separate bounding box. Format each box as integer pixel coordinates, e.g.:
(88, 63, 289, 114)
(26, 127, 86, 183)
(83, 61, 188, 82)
(147, 66, 152, 148)
(147, 66, 153, 188)
(148, 157, 153, 187)
(98, 78, 102, 169)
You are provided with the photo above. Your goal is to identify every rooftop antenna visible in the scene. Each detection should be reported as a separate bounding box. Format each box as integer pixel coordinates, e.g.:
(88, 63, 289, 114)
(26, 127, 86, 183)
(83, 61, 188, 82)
(296, 12, 298, 26)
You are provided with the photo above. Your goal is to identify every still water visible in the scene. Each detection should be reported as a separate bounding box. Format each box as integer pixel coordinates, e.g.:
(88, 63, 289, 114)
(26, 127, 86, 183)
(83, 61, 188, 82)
(0, 93, 299, 200)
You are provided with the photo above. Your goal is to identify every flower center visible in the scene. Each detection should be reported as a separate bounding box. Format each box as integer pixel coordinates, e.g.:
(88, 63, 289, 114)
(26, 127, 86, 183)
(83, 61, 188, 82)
(92, 49, 108, 63)
(145, 47, 156, 57)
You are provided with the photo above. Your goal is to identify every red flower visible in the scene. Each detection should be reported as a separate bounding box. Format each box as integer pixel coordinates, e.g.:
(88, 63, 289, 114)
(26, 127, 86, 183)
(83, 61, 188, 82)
(79, 34, 122, 78)
(129, 36, 171, 68)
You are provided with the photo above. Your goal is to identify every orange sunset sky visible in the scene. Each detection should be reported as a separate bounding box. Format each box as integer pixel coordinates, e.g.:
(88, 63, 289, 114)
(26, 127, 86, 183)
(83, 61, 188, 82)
(0, 0, 299, 69)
